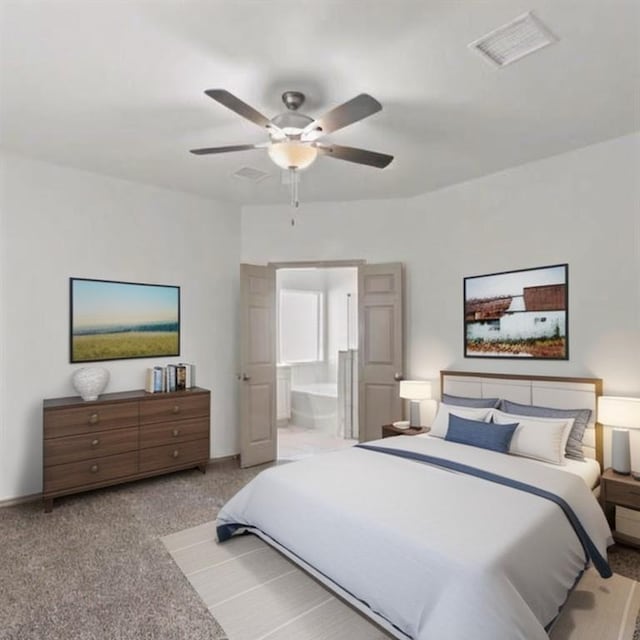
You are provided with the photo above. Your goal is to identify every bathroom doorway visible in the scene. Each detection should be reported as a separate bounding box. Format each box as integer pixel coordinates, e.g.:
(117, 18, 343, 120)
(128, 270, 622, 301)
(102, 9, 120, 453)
(276, 267, 358, 460)
(238, 261, 403, 468)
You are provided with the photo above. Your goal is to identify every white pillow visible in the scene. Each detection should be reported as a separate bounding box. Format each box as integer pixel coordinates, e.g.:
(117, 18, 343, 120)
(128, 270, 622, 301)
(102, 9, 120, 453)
(430, 404, 493, 438)
(491, 409, 575, 465)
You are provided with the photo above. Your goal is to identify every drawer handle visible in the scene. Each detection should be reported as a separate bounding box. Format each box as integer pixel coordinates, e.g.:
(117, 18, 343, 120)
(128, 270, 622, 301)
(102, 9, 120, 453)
(91, 438, 100, 447)
(172, 429, 180, 437)
(172, 405, 181, 414)
(90, 464, 99, 473)
(88, 413, 100, 425)
(172, 450, 180, 458)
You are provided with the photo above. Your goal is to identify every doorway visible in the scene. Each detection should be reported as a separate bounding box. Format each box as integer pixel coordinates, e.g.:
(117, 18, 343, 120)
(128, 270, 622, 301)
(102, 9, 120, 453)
(238, 261, 403, 468)
(276, 267, 358, 460)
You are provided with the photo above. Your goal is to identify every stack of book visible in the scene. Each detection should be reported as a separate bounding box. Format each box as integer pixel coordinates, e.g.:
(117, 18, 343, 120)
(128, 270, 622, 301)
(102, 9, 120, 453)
(144, 363, 196, 393)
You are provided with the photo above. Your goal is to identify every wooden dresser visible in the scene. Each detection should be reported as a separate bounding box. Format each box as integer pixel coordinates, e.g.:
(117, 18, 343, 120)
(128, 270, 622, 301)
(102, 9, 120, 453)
(43, 387, 210, 512)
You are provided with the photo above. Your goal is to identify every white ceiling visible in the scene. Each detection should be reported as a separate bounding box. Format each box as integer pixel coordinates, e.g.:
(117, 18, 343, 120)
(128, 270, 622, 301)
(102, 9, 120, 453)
(1, 0, 638, 206)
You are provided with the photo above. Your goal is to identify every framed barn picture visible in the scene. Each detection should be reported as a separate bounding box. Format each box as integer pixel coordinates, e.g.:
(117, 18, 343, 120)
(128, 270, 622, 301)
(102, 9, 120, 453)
(464, 264, 568, 360)
(70, 278, 180, 362)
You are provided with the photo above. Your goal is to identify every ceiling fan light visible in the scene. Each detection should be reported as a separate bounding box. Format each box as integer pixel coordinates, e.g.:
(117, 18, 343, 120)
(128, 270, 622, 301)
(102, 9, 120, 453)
(268, 141, 318, 170)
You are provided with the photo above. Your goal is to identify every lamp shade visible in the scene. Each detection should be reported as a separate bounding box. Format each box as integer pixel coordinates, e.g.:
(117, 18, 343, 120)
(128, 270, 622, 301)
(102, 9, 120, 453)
(267, 141, 318, 170)
(399, 380, 432, 401)
(598, 396, 640, 429)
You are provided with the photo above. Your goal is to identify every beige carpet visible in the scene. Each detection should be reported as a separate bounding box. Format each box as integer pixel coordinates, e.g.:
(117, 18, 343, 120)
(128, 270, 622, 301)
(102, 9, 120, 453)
(163, 520, 640, 640)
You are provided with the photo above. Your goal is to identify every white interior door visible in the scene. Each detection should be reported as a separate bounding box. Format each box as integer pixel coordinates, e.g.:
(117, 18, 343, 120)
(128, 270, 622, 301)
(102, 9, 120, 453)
(358, 263, 404, 441)
(239, 264, 277, 467)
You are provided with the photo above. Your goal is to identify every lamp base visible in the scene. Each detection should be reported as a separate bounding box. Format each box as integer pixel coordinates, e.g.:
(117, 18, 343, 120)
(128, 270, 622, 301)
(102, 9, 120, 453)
(409, 400, 421, 428)
(612, 428, 632, 475)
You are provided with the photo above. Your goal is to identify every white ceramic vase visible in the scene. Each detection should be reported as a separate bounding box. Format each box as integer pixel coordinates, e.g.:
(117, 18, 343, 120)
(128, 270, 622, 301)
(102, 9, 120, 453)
(72, 367, 110, 401)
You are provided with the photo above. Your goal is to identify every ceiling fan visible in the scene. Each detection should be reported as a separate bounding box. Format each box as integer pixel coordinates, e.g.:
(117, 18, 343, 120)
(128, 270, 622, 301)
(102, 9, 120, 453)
(190, 89, 393, 186)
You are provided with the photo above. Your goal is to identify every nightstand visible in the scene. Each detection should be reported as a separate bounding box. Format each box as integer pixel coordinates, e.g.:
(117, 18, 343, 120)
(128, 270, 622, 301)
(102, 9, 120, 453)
(601, 467, 640, 548)
(382, 424, 429, 438)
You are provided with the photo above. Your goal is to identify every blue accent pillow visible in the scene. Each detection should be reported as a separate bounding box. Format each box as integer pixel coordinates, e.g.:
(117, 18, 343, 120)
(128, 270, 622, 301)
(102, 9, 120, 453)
(445, 413, 518, 453)
(442, 393, 500, 409)
(499, 399, 591, 461)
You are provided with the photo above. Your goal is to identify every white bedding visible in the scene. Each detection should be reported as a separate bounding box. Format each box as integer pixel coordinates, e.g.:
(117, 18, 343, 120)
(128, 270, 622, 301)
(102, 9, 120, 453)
(537, 452, 601, 489)
(217, 436, 612, 640)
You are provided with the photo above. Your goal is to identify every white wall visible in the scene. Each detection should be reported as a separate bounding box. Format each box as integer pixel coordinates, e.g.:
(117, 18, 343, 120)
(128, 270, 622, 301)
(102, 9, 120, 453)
(276, 269, 328, 386)
(326, 268, 357, 382)
(0, 154, 241, 501)
(3, 132, 638, 500)
(242, 134, 640, 466)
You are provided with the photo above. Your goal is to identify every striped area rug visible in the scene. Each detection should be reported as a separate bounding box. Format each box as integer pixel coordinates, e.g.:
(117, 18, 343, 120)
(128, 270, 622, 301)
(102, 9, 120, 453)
(162, 521, 640, 640)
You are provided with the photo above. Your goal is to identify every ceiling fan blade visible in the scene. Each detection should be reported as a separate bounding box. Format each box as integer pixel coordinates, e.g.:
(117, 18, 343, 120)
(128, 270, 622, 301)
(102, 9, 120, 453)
(315, 143, 393, 168)
(190, 144, 261, 155)
(302, 94, 382, 138)
(204, 89, 272, 130)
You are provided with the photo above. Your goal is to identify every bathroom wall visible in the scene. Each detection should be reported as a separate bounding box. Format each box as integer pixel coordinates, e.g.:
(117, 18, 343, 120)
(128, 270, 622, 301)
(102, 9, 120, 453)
(276, 267, 358, 387)
(326, 268, 358, 382)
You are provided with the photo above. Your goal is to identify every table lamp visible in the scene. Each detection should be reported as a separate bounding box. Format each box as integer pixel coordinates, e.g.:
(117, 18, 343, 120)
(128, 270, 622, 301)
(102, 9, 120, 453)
(399, 381, 432, 428)
(598, 396, 640, 476)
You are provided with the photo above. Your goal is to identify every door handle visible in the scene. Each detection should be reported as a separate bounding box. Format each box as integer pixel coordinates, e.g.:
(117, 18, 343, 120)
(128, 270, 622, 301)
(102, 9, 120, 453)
(394, 373, 404, 381)
(242, 374, 251, 382)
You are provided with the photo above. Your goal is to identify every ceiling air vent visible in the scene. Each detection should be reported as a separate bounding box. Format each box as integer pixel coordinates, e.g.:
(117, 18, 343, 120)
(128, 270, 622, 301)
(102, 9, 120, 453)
(468, 12, 557, 68)
(232, 166, 270, 182)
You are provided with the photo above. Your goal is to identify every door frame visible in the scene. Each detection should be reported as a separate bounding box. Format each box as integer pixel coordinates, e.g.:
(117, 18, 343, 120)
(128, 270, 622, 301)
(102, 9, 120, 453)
(269, 260, 366, 269)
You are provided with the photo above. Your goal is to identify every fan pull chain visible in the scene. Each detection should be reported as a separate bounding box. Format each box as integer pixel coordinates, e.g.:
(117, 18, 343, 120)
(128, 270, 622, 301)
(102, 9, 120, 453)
(289, 168, 300, 225)
(289, 168, 300, 209)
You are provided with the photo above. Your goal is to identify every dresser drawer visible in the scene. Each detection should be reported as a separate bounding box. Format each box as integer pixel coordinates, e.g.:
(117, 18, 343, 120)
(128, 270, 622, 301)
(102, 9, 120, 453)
(44, 451, 138, 494)
(139, 438, 209, 473)
(139, 393, 209, 425)
(43, 427, 138, 467)
(139, 417, 209, 449)
(606, 481, 640, 509)
(44, 402, 139, 438)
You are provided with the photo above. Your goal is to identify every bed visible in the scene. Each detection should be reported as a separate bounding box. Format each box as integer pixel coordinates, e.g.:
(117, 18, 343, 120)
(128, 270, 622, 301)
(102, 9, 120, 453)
(217, 372, 613, 640)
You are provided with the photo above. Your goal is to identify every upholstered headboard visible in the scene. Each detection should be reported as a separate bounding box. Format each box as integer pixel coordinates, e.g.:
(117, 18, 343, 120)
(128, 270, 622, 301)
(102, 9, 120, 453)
(440, 371, 603, 469)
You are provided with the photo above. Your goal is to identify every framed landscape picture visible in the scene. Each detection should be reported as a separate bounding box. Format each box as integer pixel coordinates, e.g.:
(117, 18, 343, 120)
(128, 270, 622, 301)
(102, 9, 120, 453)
(464, 264, 568, 360)
(70, 278, 180, 363)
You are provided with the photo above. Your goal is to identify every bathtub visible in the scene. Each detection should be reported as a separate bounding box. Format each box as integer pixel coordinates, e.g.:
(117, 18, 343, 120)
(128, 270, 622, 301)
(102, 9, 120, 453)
(290, 382, 338, 434)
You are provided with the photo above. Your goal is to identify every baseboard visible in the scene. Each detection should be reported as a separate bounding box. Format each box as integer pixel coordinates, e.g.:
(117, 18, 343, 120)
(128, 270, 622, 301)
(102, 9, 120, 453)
(0, 492, 42, 508)
(208, 454, 240, 466)
(1, 455, 240, 509)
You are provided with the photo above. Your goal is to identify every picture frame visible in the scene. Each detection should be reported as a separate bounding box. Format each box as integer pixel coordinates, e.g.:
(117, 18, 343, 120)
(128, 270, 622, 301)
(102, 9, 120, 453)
(464, 264, 568, 360)
(70, 278, 180, 363)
